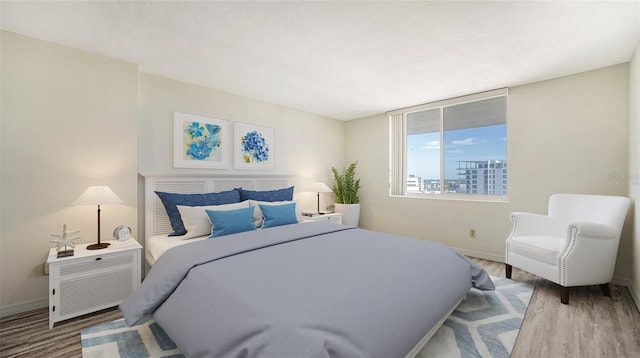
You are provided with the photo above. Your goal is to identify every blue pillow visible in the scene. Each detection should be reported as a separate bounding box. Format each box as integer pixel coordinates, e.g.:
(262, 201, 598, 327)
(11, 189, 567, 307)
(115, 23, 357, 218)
(205, 206, 256, 238)
(155, 190, 241, 236)
(259, 203, 298, 228)
(236, 186, 294, 202)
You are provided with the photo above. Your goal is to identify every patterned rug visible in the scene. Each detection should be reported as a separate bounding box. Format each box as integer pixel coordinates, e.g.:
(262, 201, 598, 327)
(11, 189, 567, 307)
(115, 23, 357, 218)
(81, 276, 533, 358)
(417, 276, 534, 357)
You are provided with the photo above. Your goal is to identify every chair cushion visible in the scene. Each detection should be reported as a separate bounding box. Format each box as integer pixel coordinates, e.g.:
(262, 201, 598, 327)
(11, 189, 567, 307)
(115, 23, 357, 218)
(509, 236, 565, 265)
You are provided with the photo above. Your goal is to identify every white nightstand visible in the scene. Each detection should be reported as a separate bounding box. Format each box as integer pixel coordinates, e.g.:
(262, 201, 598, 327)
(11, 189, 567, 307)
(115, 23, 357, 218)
(301, 212, 343, 224)
(46, 240, 142, 329)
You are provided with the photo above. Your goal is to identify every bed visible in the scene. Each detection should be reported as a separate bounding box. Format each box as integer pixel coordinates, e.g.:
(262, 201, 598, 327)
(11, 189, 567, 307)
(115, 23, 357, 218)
(122, 174, 494, 358)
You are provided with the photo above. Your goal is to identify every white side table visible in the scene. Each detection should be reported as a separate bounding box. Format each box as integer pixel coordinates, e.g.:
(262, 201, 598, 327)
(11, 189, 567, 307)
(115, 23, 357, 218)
(301, 212, 343, 224)
(46, 240, 142, 329)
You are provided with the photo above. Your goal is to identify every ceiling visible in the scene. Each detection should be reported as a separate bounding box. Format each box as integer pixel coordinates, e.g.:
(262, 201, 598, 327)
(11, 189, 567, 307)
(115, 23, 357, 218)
(2, 1, 639, 121)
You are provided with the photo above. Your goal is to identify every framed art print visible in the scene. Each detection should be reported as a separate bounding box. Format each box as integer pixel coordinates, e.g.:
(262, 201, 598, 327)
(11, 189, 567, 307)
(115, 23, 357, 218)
(234, 122, 275, 170)
(173, 112, 229, 169)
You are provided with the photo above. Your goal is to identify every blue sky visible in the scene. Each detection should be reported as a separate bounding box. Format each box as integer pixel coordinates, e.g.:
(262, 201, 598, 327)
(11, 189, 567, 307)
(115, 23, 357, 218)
(407, 124, 507, 180)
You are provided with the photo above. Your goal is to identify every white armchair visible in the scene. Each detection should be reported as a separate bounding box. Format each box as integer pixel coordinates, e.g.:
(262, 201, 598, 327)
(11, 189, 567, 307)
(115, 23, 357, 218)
(505, 193, 630, 304)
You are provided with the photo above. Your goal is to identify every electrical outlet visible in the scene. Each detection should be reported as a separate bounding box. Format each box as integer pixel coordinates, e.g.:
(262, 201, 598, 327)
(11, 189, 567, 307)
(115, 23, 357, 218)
(469, 229, 477, 238)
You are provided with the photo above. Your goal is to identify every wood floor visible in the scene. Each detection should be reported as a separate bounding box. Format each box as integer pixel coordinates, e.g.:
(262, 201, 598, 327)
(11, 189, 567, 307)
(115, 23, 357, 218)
(478, 259, 640, 358)
(1, 258, 639, 357)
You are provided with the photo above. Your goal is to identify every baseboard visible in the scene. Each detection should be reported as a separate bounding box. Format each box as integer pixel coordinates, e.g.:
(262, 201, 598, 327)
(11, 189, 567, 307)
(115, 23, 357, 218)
(630, 283, 640, 313)
(611, 276, 629, 287)
(0, 297, 48, 318)
(611, 276, 640, 312)
(453, 247, 504, 263)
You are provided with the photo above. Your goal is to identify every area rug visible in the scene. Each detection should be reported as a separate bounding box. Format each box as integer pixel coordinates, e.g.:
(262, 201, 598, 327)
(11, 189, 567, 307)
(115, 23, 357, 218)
(81, 276, 533, 358)
(416, 276, 533, 357)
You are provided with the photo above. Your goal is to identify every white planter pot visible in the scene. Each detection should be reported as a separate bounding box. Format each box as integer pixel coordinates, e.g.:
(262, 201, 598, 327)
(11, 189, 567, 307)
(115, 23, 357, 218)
(334, 203, 360, 227)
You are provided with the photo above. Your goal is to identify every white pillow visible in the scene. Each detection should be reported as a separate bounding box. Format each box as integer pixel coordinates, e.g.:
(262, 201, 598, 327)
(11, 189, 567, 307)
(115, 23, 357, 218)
(249, 200, 304, 228)
(177, 201, 250, 239)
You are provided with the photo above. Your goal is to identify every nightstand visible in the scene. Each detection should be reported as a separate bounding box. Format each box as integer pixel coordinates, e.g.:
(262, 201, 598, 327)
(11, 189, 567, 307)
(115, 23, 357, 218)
(46, 240, 142, 329)
(301, 212, 343, 224)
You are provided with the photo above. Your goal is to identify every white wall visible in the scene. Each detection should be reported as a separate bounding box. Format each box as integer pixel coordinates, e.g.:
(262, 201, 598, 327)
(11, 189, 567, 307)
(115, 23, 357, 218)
(0, 33, 346, 315)
(346, 64, 631, 278)
(137, 73, 345, 234)
(629, 43, 639, 306)
(0, 31, 139, 315)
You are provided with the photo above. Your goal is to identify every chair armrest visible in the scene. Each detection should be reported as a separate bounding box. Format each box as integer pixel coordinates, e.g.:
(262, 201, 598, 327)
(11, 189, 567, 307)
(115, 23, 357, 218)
(569, 222, 618, 240)
(508, 212, 565, 238)
(558, 222, 621, 286)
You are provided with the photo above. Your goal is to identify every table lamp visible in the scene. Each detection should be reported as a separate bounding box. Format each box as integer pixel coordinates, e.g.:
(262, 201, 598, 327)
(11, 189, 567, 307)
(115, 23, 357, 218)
(74, 186, 123, 250)
(309, 182, 333, 214)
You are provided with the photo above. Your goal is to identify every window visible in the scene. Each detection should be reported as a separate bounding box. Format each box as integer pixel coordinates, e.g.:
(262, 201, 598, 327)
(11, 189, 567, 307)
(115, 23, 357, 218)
(389, 89, 507, 199)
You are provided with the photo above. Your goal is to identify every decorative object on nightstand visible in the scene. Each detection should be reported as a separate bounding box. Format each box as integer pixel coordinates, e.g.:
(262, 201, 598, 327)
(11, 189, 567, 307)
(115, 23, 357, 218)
(74, 186, 124, 250)
(49, 224, 80, 258)
(113, 225, 132, 242)
(308, 182, 333, 214)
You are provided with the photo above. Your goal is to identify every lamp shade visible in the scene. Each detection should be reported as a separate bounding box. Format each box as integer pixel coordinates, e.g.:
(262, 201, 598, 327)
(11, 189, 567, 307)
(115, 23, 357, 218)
(74, 186, 124, 205)
(309, 182, 332, 193)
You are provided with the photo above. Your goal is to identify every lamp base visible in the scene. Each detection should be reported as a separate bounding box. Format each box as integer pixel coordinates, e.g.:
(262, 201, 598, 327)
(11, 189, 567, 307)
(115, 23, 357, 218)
(57, 249, 74, 258)
(87, 242, 110, 250)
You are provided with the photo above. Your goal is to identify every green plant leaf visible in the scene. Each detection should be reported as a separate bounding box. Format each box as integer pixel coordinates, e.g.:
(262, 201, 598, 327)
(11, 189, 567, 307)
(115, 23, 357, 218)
(331, 161, 360, 204)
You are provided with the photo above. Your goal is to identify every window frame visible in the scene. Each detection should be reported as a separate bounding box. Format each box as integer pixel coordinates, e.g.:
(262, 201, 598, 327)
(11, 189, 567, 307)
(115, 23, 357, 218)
(389, 88, 508, 202)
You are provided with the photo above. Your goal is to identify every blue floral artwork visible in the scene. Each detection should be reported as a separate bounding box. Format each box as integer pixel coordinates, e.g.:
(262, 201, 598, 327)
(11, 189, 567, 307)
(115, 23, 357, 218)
(241, 130, 270, 163)
(184, 122, 221, 160)
(234, 122, 275, 170)
(174, 113, 229, 169)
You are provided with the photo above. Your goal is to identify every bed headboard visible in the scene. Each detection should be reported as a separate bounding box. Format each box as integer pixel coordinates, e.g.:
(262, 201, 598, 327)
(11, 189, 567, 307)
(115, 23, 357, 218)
(143, 173, 294, 239)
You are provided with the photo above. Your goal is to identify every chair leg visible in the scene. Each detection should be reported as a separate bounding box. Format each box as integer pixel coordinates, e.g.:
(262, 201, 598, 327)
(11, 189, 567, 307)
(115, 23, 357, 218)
(600, 283, 611, 297)
(505, 264, 512, 279)
(561, 286, 570, 304)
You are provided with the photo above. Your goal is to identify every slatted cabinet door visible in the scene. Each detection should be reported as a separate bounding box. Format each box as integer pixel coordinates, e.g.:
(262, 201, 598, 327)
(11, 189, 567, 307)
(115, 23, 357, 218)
(46, 241, 141, 329)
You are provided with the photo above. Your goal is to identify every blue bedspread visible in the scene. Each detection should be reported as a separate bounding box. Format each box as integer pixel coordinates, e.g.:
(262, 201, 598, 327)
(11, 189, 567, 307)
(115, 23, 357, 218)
(121, 223, 493, 358)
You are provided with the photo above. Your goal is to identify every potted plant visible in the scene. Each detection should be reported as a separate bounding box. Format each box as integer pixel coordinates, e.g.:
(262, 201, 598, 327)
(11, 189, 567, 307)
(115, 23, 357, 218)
(331, 161, 361, 226)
